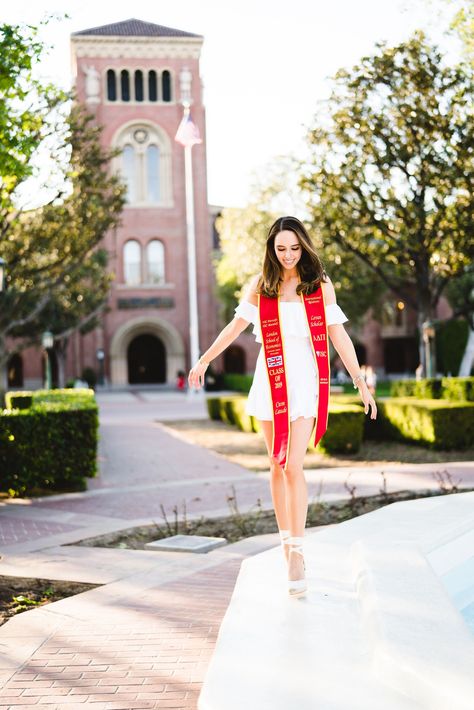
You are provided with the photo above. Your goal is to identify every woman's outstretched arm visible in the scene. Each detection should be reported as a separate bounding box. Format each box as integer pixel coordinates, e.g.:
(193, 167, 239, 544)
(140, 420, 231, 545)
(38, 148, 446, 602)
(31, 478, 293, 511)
(188, 275, 259, 389)
(322, 277, 377, 419)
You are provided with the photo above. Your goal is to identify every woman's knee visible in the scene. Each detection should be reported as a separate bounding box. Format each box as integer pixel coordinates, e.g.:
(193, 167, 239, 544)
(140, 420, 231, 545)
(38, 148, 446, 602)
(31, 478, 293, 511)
(269, 459, 284, 477)
(282, 460, 304, 482)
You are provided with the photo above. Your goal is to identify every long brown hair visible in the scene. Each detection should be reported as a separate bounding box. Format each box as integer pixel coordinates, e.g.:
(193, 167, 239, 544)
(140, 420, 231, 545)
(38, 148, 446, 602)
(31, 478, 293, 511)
(257, 216, 327, 298)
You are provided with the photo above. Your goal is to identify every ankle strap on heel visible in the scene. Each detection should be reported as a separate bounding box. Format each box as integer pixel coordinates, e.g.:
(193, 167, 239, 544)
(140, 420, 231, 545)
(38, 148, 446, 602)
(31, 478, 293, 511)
(284, 536, 304, 548)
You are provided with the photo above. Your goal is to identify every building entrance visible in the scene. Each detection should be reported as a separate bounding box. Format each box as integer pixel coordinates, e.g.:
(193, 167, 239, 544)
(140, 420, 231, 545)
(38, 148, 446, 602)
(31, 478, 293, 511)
(127, 333, 166, 384)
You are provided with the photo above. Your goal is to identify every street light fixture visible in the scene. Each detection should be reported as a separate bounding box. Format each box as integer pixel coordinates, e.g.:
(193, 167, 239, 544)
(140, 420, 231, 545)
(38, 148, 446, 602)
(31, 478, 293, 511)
(41, 330, 54, 390)
(422, 320, 435, 378)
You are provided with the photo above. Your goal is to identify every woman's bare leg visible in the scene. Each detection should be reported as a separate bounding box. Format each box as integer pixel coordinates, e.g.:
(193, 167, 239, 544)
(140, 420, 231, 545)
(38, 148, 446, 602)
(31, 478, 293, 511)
(259, 419, 290, 560)
(285, 416, 315, 581)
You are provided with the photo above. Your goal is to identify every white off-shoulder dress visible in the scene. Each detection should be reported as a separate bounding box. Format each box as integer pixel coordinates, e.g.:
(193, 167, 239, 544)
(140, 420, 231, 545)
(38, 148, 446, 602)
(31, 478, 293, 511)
(234, 299, 349, 422)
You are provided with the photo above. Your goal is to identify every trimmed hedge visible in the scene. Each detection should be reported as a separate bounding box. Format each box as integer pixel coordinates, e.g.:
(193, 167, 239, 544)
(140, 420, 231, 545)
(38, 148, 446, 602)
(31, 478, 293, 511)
(221, 374, 253, 393)
(308, 404, 364, 454)
(441, 377, 474, 402)
(1, 389, 98, 496)
(390, 376, 474, 401)
(368, 397, 474, 450)
(206, 395, 365, 453)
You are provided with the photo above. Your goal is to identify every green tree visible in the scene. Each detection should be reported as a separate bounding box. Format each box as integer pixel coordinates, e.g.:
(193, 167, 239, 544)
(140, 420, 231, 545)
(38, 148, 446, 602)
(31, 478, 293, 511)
(300, 32, 474, 375)
(447, 0, 474, 60)
(0, 22, 126, 391)
(214, 203, 274, 321)
(0, 21, 67, 216)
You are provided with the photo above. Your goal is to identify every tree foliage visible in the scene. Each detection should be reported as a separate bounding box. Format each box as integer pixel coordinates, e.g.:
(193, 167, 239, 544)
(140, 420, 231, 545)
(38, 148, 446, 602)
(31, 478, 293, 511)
(299, 32, 474, 373)
(448, 0, 474, 61)
(0, 21, 126, 390)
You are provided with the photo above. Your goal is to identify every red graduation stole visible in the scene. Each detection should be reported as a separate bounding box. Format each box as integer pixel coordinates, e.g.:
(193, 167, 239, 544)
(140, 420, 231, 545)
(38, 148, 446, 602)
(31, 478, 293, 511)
(258, 284, 330, 470)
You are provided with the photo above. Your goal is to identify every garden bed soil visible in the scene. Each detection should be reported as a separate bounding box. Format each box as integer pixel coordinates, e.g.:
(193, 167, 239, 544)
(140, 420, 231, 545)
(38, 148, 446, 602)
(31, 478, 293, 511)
(69, 486, 469, 551)
(0, 576, 98, 627)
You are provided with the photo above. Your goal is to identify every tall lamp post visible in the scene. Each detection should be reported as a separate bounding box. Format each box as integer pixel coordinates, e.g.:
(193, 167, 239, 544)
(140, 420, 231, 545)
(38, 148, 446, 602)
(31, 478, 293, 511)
(42, 331, 54, 390)
(422, 320, 435, 378)
(175, 67, 203, 398)
(96, 348, 105, 386)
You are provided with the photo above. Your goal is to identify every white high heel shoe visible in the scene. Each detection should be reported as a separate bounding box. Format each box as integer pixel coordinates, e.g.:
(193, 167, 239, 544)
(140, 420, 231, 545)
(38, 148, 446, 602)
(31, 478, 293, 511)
(284, 536, 307, 597)
(279, 529, 291, 548)
(279, 529, 291, 564)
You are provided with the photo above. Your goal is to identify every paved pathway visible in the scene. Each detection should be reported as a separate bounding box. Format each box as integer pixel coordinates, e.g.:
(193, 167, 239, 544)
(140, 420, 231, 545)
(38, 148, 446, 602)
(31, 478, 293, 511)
(0, 390, 473, 708)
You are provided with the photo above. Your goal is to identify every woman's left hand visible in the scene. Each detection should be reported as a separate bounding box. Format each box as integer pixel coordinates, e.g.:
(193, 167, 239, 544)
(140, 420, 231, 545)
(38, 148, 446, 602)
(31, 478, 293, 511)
(358, 382, 377, 419)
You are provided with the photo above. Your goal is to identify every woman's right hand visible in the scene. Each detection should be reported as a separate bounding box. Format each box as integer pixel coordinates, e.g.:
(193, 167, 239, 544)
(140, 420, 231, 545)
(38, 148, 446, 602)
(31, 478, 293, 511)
(188, 360, 209, 390)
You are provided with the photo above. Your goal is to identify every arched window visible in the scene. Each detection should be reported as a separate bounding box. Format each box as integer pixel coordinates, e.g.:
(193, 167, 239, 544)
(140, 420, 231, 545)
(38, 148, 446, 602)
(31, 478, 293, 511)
(114, 123, 173, 207)
(162, 70, 172, 102)
(121, 144, 136, 202)
(120, 70, 130, 102)
(147, 145, 160, 203)
(107, 69, 116, 101)
(123, 240, 142, 284)
(134, 70, 144, 102)
(148, 70, 158, 102)
(146, 240, 165, 284)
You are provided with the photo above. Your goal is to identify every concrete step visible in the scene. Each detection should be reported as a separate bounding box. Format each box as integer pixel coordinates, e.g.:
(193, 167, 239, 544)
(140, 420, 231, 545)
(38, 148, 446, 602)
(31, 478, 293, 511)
(199, 493, 474, 710)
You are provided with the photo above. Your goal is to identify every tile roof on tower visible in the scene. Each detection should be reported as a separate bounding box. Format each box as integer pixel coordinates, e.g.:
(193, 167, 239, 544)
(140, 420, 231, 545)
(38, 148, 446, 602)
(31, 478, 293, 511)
(72, 18, 202, 39)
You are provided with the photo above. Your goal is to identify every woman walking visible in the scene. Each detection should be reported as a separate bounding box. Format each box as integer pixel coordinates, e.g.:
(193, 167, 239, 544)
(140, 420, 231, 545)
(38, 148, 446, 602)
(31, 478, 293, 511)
(188, 216, 377, 596)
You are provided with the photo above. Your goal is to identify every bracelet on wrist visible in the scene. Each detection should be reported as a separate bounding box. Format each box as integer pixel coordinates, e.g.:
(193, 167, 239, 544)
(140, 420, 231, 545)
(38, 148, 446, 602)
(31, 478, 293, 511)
(199, 356, 210, 367)
(352, 373, 365, 389)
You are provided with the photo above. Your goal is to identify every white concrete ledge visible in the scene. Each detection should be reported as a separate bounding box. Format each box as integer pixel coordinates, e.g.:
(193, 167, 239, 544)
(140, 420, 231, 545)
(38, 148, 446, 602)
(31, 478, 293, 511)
(199, 492, 474, 710)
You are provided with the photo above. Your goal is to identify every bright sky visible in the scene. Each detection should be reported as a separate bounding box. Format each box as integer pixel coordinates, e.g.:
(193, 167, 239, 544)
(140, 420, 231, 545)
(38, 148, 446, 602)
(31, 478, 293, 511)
(3, 0, 459, 207)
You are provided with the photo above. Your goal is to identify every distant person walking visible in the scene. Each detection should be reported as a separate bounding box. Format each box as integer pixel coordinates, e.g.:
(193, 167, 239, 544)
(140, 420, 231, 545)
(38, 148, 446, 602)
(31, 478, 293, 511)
(188, 217, 377, 596)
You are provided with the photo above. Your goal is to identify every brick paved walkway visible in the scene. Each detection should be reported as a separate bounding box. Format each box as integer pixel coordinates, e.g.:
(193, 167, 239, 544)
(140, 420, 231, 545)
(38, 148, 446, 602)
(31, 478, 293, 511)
(0, 553, 250, 709)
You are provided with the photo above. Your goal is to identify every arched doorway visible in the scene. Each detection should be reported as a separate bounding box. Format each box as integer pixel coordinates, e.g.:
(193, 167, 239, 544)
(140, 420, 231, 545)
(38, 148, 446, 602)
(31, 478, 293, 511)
(224, 345, 246, 374)
(127, 333, 166, 383)
(7, 353, 23, 388)
(110, 316, 185, 386)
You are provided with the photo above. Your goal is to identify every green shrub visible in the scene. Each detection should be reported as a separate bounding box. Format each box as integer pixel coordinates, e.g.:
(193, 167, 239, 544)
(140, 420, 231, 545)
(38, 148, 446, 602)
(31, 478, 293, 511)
(5, 387, 94, 410)
(221, 374, 253, 393)
(207, 394, 364, 453)
(206, 397, 221, 421)
(390, 379, 418, 397)
(374, 397, 474, 450)
(1, 389, 98, 496)
(308, 405, 365, 454)
(229, 397, 254, 433)
(250, 415, 261, 433)
(441, 377, 474, 402)
(390, 376, 474, 401)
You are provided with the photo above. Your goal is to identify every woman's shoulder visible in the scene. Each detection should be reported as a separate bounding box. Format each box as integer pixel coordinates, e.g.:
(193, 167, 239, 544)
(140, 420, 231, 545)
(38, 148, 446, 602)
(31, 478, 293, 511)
(320, 271, 337, 305)
(241, 273, 262, 306)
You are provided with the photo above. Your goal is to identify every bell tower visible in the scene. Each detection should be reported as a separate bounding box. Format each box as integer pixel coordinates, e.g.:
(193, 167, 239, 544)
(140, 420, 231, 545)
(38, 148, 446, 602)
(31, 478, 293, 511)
(70, 18, 216, 385)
